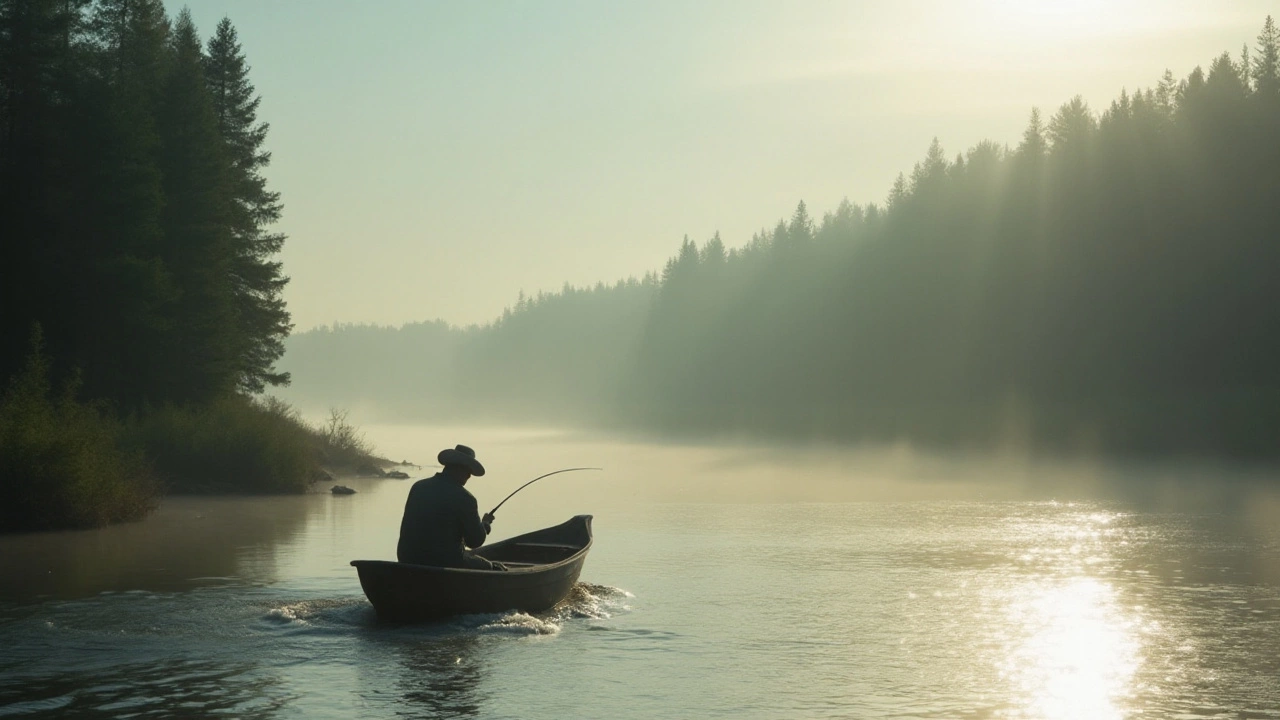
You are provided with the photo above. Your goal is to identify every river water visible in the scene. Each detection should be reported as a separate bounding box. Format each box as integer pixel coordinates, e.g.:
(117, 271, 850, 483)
(1, 425, 1279, 719)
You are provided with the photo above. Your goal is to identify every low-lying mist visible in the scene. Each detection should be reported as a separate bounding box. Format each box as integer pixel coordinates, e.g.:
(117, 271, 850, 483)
(279, 20, 1280, 466)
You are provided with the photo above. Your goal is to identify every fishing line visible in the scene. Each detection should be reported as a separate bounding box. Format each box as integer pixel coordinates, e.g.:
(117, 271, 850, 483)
(488, 467, 602, 516)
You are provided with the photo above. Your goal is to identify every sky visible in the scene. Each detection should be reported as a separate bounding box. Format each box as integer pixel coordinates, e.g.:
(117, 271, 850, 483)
(170, 0, 1275, 331)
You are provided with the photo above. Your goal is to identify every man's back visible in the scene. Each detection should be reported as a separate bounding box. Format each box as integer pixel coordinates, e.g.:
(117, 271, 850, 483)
(396, 474, 487, 566)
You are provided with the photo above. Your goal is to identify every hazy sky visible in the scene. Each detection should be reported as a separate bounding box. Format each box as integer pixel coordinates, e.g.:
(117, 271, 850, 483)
(171, 1, 1272, 330)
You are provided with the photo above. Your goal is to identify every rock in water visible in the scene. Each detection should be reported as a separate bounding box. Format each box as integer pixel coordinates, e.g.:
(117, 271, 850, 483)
(331, 485, 356, 495)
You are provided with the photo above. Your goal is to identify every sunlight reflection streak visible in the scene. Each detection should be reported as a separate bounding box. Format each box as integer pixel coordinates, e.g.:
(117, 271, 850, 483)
(997, 516, 1143, 720)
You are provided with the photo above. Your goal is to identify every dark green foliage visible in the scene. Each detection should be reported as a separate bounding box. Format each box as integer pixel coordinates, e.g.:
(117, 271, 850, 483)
(154, 8, 238, 402)
(0, 3, 307, 527)
(125, 395, 315, 494)
(0, 1, 289, 407)
(124, 397, 384, 494)
(204, 16, 291, 394)
(0, 328, 158, 532)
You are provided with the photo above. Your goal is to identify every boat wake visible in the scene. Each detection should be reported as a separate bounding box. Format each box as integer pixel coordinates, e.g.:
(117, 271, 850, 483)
(452, 583, 633, 636)
(553, 582, 633, 620)
(261, 597, 376, 630)
(260, 582, 630, 639)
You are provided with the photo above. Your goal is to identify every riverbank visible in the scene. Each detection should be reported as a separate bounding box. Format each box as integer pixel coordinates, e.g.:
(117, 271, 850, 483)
(0, 345, 388, 533)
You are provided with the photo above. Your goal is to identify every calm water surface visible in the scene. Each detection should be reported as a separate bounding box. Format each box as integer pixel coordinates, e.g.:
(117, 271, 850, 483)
(1, 426, 1278, 719)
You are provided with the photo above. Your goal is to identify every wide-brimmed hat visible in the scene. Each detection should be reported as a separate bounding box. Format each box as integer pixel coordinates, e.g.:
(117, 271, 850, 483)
(438, 444, 485, 476)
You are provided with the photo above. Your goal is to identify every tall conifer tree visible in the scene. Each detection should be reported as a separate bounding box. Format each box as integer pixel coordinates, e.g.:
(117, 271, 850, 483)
(1253, 17, 1280, 95)
(203, 16, 291, 393)
(0, 0, 82, 380)
(75, 0, 172, 404)
(155, 7, 237, 402)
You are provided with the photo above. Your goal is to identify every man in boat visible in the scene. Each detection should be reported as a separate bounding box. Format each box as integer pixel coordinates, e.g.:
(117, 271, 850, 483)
(396, 444, 507, 571)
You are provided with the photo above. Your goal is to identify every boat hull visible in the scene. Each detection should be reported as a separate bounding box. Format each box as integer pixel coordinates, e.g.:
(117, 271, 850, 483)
(351, 515, 593, 623)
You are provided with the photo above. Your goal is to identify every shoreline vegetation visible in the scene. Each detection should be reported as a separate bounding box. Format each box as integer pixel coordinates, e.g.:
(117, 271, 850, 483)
(0, 3, 389, 532)
(282, 18, 1280, 466)
(0, 328, 389, 533)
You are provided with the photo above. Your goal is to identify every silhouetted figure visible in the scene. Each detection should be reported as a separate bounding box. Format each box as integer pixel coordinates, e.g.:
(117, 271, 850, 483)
(396, 445, 507, 570)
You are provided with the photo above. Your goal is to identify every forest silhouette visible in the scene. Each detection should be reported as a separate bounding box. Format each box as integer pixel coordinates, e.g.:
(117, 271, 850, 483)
(1, 1, 289, 406)
(284, 18, 1280, 461)
(0, 1, 385, 531)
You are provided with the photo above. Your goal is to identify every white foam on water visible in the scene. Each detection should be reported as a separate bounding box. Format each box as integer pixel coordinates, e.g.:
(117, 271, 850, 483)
(454, 583, 634, 635)
(263, 597, 372, 628)
(470, 612, 562, 636)
(264, 604, 308, 625)
(259, 582, 633, 639)
(552, 583, 633, 620)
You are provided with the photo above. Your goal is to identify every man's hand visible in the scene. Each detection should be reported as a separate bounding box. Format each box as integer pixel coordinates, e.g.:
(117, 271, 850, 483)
(482, 512, 495, 533)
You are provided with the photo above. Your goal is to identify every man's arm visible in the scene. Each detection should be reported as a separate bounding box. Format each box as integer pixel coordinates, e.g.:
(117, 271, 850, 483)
(461, 494, 488, 549)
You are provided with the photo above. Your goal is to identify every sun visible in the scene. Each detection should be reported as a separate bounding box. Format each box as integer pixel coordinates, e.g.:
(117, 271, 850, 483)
(981, 0, 1148, 41)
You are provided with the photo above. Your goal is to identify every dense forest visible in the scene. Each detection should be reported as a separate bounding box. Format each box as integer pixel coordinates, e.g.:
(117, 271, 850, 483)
(0, 0, 373, 531)
(283, 18, 1280, 460)
(1, 0, 288, 401)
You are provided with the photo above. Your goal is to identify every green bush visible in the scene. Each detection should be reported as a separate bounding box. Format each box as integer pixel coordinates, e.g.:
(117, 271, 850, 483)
(0, 331, 158, 532)
(127, 395, 318, 494)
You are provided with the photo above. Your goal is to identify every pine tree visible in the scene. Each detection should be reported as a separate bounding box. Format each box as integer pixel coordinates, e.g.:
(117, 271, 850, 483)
(1238, 44, 1253, 93)
(1048, 96, 1096, 155)
(787, 200, 813, 245)
(0, 0, 84, 383)
(662, 235, 699, 284)
(911, 137, 949, 192)
(701, 231, 727, 265)
(1254, 16, 1280, 100)
(72, 0, 173, 404)
(89, 0, 168, 88)
(1017, 107, 1047, 158)
(1206, 52, 1249, 101)
(154, 7, 237, 402)
(204, 16, 291, 393)
(1154, 69, 1179, 117)
(886, 172, 909, 210)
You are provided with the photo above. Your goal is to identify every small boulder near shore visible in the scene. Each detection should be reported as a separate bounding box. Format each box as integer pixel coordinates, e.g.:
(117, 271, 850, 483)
(386, 471, 410, 479)
(331, 485, 356, 495)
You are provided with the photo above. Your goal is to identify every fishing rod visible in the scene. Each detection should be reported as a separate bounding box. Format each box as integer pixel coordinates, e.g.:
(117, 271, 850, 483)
(488, 467, 602, 517)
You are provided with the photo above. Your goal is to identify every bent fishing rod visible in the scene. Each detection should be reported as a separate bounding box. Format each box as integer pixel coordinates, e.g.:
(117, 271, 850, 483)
(488, 467, 602, 517)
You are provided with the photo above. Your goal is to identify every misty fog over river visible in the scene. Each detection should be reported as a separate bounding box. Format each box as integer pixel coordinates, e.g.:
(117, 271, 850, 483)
(1, 425, 1278, 719)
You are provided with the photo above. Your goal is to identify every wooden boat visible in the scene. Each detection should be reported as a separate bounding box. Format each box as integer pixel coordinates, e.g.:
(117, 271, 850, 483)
(351, 515, 593, 623)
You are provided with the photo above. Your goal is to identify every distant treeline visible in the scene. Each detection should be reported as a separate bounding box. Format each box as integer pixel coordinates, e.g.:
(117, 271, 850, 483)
(284, 19, 1280, 460)
(0, 1, 373, 531)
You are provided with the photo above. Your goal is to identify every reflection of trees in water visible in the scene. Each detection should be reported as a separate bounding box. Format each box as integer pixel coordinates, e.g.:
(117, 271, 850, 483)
(0, 658, 289, 719)
(0, 494, 321, 602)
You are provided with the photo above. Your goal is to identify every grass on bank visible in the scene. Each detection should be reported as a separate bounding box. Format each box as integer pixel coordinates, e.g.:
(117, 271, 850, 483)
(0, 332, 385, 532)
(127, 399, 382, 494)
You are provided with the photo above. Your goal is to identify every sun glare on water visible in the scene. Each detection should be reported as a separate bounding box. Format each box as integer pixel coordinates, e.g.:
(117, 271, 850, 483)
(1002, 577, 1141, 719)
(994, 512, 1146, 720)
